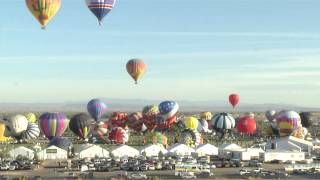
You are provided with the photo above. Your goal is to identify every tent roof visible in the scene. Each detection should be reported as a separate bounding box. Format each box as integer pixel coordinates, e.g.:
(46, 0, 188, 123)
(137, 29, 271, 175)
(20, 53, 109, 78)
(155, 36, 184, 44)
(219, 143, 242, 150)
(9, 146, 34, 153)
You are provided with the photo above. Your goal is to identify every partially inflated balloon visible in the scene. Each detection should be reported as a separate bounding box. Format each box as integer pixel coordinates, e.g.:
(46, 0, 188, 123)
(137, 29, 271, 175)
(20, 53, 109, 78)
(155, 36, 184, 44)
(18, 123, 40, 141)
(229, 94, 240, 109)
(0, 123, 11, 142)
(179, 129, 202, 147)
(25, 0, 61, 29)
(154, 115, 177, 130)
(126, 59, 147, 84)
(7, 115, 29, 136)
(92, 121, 108, 137)
(25, 113, 37, 123)
(39, 112, 69, 140)
(197, 119, 209, 133)
(109, 112, 128, 128)
(108, 127, 129, 144)
(291, 125, 308, 139)
(142, 105, 159, 131)
(145, 131, 167, 145)
(70, 113, 92, 140)
(184, 117, 198, 130)
(87, 99, 108, 121)
(85, 0, 116, 25)
(300, 112, 312, 128)
(128, 112, 143, 132)
(265, 110, 277, 122)
(236, 116, 257, 134)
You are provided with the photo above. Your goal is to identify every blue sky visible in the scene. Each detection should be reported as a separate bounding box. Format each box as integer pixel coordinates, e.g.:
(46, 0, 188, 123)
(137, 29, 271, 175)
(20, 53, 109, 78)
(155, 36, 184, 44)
(0, 0, 320, 107)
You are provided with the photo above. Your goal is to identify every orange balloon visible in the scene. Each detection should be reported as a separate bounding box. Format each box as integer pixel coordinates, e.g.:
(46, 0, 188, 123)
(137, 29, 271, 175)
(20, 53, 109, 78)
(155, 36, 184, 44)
(126, 59, 147, 84)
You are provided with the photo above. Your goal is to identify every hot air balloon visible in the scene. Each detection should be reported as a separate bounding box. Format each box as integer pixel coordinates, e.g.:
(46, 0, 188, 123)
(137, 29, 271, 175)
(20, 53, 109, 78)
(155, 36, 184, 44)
(200, 112, 213, 121)
(127, 112, 144, 132)
(69, 113, 92, 140)
(142, 105, 159, 131)
(145, 131, 167, 145)
(0, 122, 11, 142)
(39, 112, 69, 140)
(300, 112, 312, 128)
(197, 119, 209, 133)
(229, 94, 240, 109)
(236, 116, 257, 134)
(25, 113, 37, 123)
(92, 121, 108, 137)
(18, 123, 40, 141)
(245, 112, 255, 119)
(154, 115, 177, 131)
(265, 110, 277, 122)
(87, 99, 108, 121)
(49, 137, 72, 150)
(291, 125, 308, 139)
(126, 59, 147, 84)
(25, 0, 61, 29)
(211, 113, 236, 131)
(276, 110, 301, 137)
(109, 112, 128, 128)
(85, 0, 116, 26)
(179, 129, 202, 147)
(159, 101, 179, 120)
(108, 127, 129, 144)
(7, 115, 29, 136)
(184, 117, 199, 130)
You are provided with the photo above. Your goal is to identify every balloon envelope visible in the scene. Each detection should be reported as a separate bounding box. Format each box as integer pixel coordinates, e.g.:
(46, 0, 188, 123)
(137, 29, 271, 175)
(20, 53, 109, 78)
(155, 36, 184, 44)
(109, 112, 128, 128)
(142, 105, 159, 131)
(276, 110, 301, 137)
(25, 113, 37, 123)
(179, 129, 202, 147)
(229, 94, 240, 108)
(85, 0, 116, 25)
(236, 116, 257, 134)
(128, 112, 144, 132)
(265, 110, 277, 122)
(197, 119, 209, 133)
(69, 113, 92, 140)
(7, 115, 29, 136)
(184, 117, 198, 130)
(158, 101, 179, 120)
(39, 112, 69, 140)
(108, 127, 129, 144)
(87, 99, 108, 121)
(49, 137, 72, 150)
(200, 112, 212, 121)
(126, 59, 147, 84)
(211, 113, 236, 131)
(18, 123, 40, 141)
(25, 0, 61, 29)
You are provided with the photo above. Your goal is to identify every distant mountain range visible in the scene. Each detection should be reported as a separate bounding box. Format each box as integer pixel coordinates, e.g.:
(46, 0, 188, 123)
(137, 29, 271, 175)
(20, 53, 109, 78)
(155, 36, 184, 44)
(0, 98, 318, 113)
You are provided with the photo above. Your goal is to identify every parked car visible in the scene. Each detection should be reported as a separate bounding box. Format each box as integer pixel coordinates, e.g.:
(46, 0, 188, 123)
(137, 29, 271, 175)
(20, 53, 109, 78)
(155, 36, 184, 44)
(148, 164, 155, 171)
(140, 163, 149, 171)
(0, 164, 9, 171)
(240, 169, 251, 176)
(128, 173, 147, 180)
(96, 165, 111, 172)
(180, 172, 197, 179)
(249, 160, 262, 167)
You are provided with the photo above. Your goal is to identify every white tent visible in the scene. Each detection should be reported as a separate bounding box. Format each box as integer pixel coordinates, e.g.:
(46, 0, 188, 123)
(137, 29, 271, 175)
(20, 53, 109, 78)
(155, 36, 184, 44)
(74, 144, 109, 159)
(218, 143, 243, 159)
(195, 143, 218, 156)
(111, 145, 139, 158)
(140, 144, 168, 157)
(9, 146, 34, 160)
(37, 145, 68, 160)
(167, 143, 195, 156)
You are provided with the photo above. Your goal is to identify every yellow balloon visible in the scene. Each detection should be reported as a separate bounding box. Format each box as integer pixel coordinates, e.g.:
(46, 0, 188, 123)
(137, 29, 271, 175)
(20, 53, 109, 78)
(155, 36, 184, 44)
(26, 0, 61, 29)
(25, 113, 37, 123)
(200, 112, 212, 121)
(0, 123, 11, 142)
(184, 117, 199, 130)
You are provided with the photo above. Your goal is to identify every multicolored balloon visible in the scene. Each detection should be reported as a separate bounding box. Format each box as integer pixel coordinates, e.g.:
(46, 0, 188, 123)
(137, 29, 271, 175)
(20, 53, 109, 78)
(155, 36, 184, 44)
(7, 115, 29, 136)
(229, 93, 240, 109)
(87, 99, 108, 121)
(159, 101, 179, 120)
(184, 117, 199, 130)
(108, 127, 129, 144)
(236, 116, 257, 134)
(39, 112, 69, 140)
(179, 129, 202, 147)
(276, 110, 301, 137)
(109, 112, 128, 128)
(92, 121, 108, 137)
(200, 112, 213, 121)
(154, 114, 177, 130)
(265, 110, 277, 122)
(69, 113, 92, 140)
(18, 123, 40, 141)
(142, 105, 159, 131)
(211, 113, 236, 131)
(126, 59, 147, 84)
(85, 0, 116, 26)
(25, 113, 37, 123)
(145, 131, 167, 145)
(25, 0, 61, 29)
(197, 119, 209, 133)
(127, 112, 144, 132)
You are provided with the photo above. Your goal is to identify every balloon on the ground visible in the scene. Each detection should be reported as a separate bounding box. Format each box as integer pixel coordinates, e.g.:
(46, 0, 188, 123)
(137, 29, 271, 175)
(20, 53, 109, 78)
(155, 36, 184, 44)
(39, 112, 69, 140)
(159, 101, 179, 120)
(236, 116, 257, 134)
(127, 112, 144, 132)
(276, 110, 301, 137)
(229, 94, 240, 109)
(87, 99, 108, 121)
(200, 112, 212, 121)
(7, 115, 29, 136)
(142, 105, 159, 131)
(85, 0, 116, 25)
(49, 137, 72, 150)
(25, 0, 61, 29)
(184, 117, 198, 130)
(211, 113, 236, 131)
(154, 114, 177, 130)
(0, 122, 11, 142)
(145, 131, 167, 145)
(69, 113, 92, 140)
(291, 125, 308, 139)
(18, 123, 40, 140)
(179, 129, 202, 147)
(300, 112, 312, 128)
(109, 112, 128, 128)
(197, 119, 209, 133)
(108, 127, 129, 144)
(25, 113, 37, 123)
(92, 121, 108, 137)
(126, 59, 147, 84)
(265, 110, 277, 122)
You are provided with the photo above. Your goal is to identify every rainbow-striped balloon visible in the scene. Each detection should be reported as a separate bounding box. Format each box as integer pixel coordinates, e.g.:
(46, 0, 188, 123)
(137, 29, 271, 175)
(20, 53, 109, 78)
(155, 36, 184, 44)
(39, 112, 69, 140)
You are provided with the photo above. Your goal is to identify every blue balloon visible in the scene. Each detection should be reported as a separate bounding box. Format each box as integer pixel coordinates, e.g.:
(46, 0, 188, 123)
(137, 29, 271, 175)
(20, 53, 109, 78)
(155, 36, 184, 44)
(86, 0, 116, 25)
(87, 99, 108, 121)
(158, 101, 179, 117)
(49, 137, 72, 151)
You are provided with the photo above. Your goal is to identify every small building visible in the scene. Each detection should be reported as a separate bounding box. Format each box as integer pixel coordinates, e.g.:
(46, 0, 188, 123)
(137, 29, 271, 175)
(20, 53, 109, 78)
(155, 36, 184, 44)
(231, 148, 265, 161)
(167, 143, 195, 156)
(260, 150, 305, 163)
(140, 144, 168, 157)
(266, 136, 313, 153)
(36, 145, 68, 160)
(9, 146, 34, 160)
(111, 145, 139, 159)
(218, 143, 243, 159)
(195, 143, 218, 157)
(74, 144, 109, 159)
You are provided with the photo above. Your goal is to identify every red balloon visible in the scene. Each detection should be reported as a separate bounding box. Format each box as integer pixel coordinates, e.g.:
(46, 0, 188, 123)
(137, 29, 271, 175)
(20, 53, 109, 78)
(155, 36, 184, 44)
(108, 127, 128, 144)
(156, 115, 177, 130)
(128, 112, 144, 132)
(109, 112, 128, 129)
(229, 94, 240, 108)
(236, 116, 256, 134)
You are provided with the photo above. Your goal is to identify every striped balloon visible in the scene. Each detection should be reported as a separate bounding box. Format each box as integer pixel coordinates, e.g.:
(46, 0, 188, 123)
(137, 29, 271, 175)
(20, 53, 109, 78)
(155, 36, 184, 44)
(69, 113, 91, 140)
(276, 110, 301, 137)
(179, 129, 202, 147)
(25, 0, 61, 29)
(126, 59, 147, 84)
(87, 99, 108, 121)
(19, 123, 40, 140)
(211, 113, 236, 130)
(86, 0, 116, 25)
(39, 112, 69, 140)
